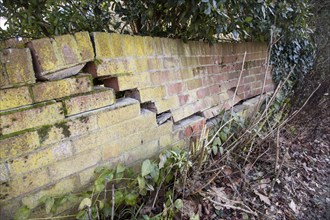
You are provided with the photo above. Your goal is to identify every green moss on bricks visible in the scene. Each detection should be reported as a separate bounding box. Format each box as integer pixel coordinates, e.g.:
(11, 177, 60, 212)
(0, 101, 56, 116)
(55, 122, 71, 138)
(37, 126, 52, 143)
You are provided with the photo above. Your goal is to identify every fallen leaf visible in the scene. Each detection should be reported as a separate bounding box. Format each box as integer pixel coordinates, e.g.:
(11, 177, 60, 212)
(254, 190, 271, 205)
(289, 200, 297, 213)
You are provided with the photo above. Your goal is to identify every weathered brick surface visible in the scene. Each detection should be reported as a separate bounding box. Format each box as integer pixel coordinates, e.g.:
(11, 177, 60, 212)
(64, 88, 115, 116)
(32, 74, 92, 102)
(0, 86, 33, 111)
(0, 101, 64, 135)
(0, 48, 35, 88)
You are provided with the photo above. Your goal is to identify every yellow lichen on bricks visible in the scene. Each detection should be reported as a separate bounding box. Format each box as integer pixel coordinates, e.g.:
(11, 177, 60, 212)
(48, 149, 101, 181)
(54, 34, 81, 65)
(139, 86, 165, 102)
(91, 32, 112, 59)
(121, 34, 136, 57)
(0, 86, 33, 111)
(97, 98, 140, 128)
(32, 74, 92, 102)
(134, 35, 146, 56)
(0, 131, 40, 160)
(143, 36, 156, 56)
(22, 176, 79, 209)
(74, 32, 94, 61)
(0, 102, 64, 135)
(27, 38, 63, 74)
(64, 88, 115, 116)
(9, 141, 72, 175)
(0, 48, 36, 87)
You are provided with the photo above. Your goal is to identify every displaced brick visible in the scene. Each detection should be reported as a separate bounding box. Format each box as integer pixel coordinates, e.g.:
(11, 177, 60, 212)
(0, 101, 64, 135)
(104, 72, 150, 91)
(0, 131, 40, 160)
(32, 74, 92, 103)
(74, 32, 94, 61)
(0, 48, 35, 88)
(9, 141, 72, 175)
(95, 59, 135, 77)
(155, 96, 180, 113)
(139, 86, 165, 102)
(0, 86, 33, 111)
(97, 98, 140, 128)
(64, 88, 115, 116)
(54, 34, 82, 66)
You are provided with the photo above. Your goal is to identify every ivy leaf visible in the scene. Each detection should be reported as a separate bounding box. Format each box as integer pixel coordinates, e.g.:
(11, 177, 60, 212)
(114, 191, 124, 205)
(213, 137, 221, 146)
(78, 198, 92, 210)
(116, 164, 125, 174)
(137, 175, 146, 191)
(212, 145, 218, 155)
(141, 159, 152, 177)
(220, 131, 228, 142)
(244, 17, 253, 22)
(14, 206, 30, 220)
(174, 199, 183, 209)
(125, 192, 138, 206)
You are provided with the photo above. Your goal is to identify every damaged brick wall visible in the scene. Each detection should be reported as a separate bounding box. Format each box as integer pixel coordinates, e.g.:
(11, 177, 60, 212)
(0, 32, 274, 218)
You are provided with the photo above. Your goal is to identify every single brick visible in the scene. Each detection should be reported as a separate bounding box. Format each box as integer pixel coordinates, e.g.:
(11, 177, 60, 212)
(38, 114, 97, 146)
(26, 38, 62, 79)
(64, 88, 115, 116)
(74, 32, 94, 61)
(22, 176, 79, 209)
(0, 86, 33, 111)
(174, 115, 206, 139)
(0, 131, 40, 160)
(92, 32, 112, 59)
(95, 59, 135, 77)
(186, 78, 203, 90)
(134, 58, 149, 73)
(32, 74, 92, 103)
(139, 86, 165, 103)
(97, 97, 140, 128)
(9, 141, 72, 175)
(121, 34, 137, 57)
(143, 36, 156, 56)
(104, 72, 151, 91)
(0, 48, 35, 88)
(0, 102, 64, 135)
(49, 148, 101, 181)
(54, 34, 82, 66)
(155, 96, 180, 113)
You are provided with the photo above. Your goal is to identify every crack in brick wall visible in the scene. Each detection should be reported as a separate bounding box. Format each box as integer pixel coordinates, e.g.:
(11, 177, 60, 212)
(0, 32, 274, 218)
